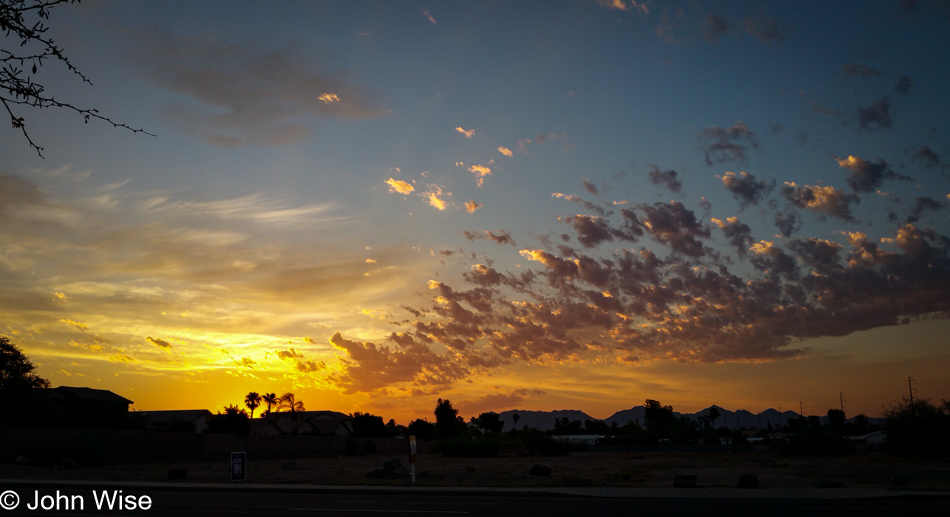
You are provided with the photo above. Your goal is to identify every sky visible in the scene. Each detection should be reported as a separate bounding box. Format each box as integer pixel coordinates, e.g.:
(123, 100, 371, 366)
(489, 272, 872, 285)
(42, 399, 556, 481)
(2, 0, 949, 424)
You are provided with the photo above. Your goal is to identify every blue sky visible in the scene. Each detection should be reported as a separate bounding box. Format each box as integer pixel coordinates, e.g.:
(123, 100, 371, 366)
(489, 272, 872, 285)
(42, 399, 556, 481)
(2, 0, 949, 422)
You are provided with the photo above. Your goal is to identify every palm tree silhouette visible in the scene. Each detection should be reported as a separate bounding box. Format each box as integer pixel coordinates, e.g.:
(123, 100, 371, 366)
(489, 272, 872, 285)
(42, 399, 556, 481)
(245, 392, 261, 419)
(262, 392, 279, 416)
(277, 392, 305, 434)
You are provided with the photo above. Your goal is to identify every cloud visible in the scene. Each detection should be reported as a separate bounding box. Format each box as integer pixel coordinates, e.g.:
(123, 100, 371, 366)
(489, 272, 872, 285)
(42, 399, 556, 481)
(551, 192, 607, 216)
(835, 155, 910, 192)
(455, 127, 475, 138)
(60, 319, 88, 332)
(317, 92, 340, 103)
(857, 97, 894, 130)
(906, 196, 946, 223)
(720, 171, 773, 206)
(593, 0, 648, 13)
(912, 146, 947, 169)
(741, 15, 786, 46)
(464, 230, 516, 246)
(497, 146, 513, 157)
(781, 182, 859, 221)
(425, 187, 448, 210)
(639, 201, 710, 257)
(698, 121, 758, 166)
(468, 165, 492, 187)
(457, 388, 545, 416)
(711, 217, 754, 257)
(774, 210, 802, 238)
(276, 348, 304, 360)
(840, 64, 882, 78)
(146, 336, 173, 349)
(422, 9, 437, 24)
(894, 74, 913, 95)
(704, 13, 730, 42)
(329, 331, 466, 394)
(296, 359, 325, 373)
(582, 179, 599, 195)
(131, 33, 386, 146)
(386, 178, 415, 194)
(465, 199, 483, 213)
(648, 167, 682, 193)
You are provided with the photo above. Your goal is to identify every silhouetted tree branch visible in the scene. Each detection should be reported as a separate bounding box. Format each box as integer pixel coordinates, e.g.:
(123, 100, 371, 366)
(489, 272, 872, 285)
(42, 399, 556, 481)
(1, 0, 153, 157)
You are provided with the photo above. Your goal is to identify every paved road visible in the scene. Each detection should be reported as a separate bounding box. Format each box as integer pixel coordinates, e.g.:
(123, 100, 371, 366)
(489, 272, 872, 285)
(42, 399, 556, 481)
(1, 485, 948, 517)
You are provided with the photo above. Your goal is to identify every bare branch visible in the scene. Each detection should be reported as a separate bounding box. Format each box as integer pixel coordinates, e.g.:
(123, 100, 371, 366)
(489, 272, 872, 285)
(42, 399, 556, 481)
(2, 0, 152, 157)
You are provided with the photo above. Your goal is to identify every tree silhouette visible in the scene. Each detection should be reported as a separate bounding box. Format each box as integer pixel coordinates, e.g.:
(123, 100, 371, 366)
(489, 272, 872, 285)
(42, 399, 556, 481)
(471, 411, 504, 434)
(434, 398, 461, 438)
(0, 336, 50, 391)
(244, 391, 261, 419)
(512, 413, 520, 431)
(2, 0, 153, 157)
(0, 337, 50, 425)
(277, 392, 304, 434)
(262, 392, 278, 416)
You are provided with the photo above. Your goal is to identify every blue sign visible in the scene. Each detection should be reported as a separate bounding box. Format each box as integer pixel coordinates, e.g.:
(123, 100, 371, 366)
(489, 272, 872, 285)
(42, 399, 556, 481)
(231, 452, 246, 482)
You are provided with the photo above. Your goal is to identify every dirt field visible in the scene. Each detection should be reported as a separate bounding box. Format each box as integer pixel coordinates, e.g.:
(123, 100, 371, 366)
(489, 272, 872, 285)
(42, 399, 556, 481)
(3, 451, 950, 490)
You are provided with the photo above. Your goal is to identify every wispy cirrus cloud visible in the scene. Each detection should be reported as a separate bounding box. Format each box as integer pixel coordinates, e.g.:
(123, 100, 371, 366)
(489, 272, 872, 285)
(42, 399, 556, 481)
(131, 33, 387, 146)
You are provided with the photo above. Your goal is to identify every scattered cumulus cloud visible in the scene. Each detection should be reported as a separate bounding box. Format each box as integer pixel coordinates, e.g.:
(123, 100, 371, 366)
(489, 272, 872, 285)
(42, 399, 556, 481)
(840, 64, 882, 78)
(455, 127, 475, 138)
(648, 167, 682, 193)
(741, 15, 786, 46)
(386, 178, 415, 194)
(497, 146, 513, 157)
(465, 200, 483, 213)
(699, 121, 758, 166)
(894, 74, 913, 95)
(147, 336, 173, 349)
(469, 165, 492, 187)
(835, 155, 910, 193)
(704, 12, 730, 42)
(426, 187, 448, 210)
(781, 182, 859, 221)
(719, 171, 773, 206)
(857, 97, 894, 130)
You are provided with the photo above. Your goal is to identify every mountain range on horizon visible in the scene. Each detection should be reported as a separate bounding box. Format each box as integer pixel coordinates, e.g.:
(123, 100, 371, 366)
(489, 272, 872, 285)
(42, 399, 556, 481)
(492, 405, 884, 432)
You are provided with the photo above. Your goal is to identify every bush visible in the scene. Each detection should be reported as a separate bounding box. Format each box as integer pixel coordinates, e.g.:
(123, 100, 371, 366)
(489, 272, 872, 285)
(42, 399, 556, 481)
(434, 434, 503, 458)
(520, 430, 578, 456)
(782, 426, 850, 456)
(884, 398, 950, 456)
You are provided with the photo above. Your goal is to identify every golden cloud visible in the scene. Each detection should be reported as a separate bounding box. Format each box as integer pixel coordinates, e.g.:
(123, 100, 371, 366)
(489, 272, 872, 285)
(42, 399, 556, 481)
(455, 126, 475, 138)
(497, 146, 513, 157)
(465, 199, 483, 213)
(426, 187, 447, 210)
(60, 319, 88, 332)
(468, 165, 491, 187)
(386, 178, 415, 194)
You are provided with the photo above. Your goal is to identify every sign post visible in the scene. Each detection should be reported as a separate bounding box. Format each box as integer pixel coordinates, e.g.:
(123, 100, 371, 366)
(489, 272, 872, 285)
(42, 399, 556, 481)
(408, 435, 417, 484)
(231, 451, 247, 482)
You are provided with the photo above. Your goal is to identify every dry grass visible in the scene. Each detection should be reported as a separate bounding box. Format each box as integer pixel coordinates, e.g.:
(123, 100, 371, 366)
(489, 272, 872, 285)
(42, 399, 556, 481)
(3, 451, 950, 490)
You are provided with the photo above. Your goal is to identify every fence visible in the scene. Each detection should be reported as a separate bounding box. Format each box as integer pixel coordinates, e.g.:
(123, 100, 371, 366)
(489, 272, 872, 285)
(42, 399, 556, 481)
(0, 427, 417, 465)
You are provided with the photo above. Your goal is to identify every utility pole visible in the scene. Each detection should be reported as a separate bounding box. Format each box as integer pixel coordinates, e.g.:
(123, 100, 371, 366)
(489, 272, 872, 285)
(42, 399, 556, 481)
(839, 392, 845, 415)
(799, 401, 804, 418)
(908, 376, 915, 406)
